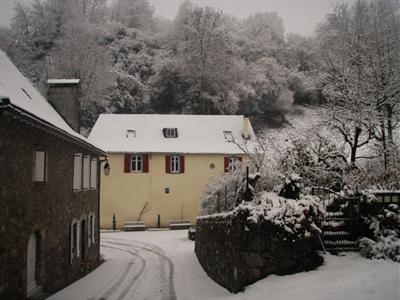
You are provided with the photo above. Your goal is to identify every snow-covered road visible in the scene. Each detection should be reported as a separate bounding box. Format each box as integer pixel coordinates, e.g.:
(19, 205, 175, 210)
(47, 230, 399, 300)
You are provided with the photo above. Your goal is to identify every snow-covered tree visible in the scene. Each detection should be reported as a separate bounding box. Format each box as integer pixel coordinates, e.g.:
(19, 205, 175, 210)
(317, 1, 375, 166)
(49, 22, 112, 128)
(111, 0, 155, 31)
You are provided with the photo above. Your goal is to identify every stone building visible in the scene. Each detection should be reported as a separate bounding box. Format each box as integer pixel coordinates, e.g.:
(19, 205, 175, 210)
(0, 51, 105, 299)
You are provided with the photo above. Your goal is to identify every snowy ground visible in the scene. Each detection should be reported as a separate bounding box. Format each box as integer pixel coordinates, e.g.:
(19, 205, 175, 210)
(47, 230, 399, 300)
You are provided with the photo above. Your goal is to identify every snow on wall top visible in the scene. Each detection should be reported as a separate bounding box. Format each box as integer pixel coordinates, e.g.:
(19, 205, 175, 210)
(89, 114, 257, 154)
(0, 50, 102, 151)
(47, 79, 80, 84)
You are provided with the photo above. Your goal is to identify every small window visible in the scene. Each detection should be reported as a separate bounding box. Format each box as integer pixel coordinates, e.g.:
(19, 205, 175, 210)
(70, 221, 80, 262)
(223, 131, 234, 142)
(131, 155, 143, 172)
(171, 155, 180, 173)
(33, 151, 47, 183)
(228, 157, 239, 172)
(163, 128, 178, 138)
(83, 155, 90, 190)
(73, 154, 82, 191)
(88, 214, 95, 246)
(90, 158, 97, 190)
(126, 129, 136, 138)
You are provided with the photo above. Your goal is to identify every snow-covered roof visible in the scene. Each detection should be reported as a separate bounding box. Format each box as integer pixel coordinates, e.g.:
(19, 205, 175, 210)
(89, 114, 257, 154)
(47, 79, 80, 85)
(0, 50, 104, 154)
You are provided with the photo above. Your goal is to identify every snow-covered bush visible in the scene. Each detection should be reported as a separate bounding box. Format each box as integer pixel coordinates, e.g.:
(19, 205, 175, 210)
(277, 173, 302, 199)
(277, 135, 347, 191)
(359, 204, 400, 262)
(343, 162, 400, 191)
(208, 192, 325, 241)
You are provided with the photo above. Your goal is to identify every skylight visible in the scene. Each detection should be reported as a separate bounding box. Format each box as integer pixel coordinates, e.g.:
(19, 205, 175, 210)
(163, 128, 178, 138)
(223, 131, 234, 142)
(126, 129, 136, 138)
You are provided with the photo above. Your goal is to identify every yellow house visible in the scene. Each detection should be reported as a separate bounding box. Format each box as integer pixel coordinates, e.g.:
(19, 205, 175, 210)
(89, 114, 256, 229)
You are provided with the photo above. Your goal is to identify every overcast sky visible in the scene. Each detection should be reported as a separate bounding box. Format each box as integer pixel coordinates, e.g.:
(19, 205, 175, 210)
(0, 0, 342, 36)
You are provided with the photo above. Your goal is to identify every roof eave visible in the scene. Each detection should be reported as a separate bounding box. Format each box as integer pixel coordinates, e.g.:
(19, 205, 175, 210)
(1, 103, 106, 156)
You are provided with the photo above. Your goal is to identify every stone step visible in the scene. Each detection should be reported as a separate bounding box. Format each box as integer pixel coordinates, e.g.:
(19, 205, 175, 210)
(325, 247, 359, 252)
(323, 231, 351, 236)
(326, 211, 344, 217)
(324, 240, 357, 247)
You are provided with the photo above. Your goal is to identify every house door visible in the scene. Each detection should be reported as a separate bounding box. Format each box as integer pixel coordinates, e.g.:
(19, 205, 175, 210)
(27, 233, 37, 295)
(81, 220, 86, 261)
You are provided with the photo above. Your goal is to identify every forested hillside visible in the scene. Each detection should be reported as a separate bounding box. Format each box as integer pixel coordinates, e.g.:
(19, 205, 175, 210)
(0, 0, 399, 179)
(0, 0, 322, 129)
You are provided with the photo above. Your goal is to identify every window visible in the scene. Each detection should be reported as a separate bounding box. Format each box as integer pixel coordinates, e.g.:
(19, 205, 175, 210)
(88, 214, 95, 246)
(171, 155, 180, 173)
(33, 151, 47, 183)
(163, 128, 178, 138)
(131, 155, 143, 172)
(73, 154, 82, 191)
(83, 155, 90, 190)
(126, 129, 136, 138)
(70, 221, 80, 262)
(224, 156, 242, 172)
(166, 155, 184, 173)
(223, 131, 234, 142)
(90, 158, 97, 190)
(124, 154, 149, 173)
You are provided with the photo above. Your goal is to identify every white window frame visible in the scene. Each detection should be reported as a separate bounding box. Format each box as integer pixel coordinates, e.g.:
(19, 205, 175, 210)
(88, 214, 95, 246)
(90, 158, 97, 190)
(76, 221, 80, 258)
(83, 155, 90, 190)
(70, 221, 78, 263)
(131, 155, 143, 172)
(165, 128, 177, 138)
(223, 131, 234, 142)
(170, 155, 180, 173)
(73, 154, 83, 191)
(33, 150, 47, 183)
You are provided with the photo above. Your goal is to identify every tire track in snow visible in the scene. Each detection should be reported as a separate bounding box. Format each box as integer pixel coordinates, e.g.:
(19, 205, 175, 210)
(96, 243, 146, 300)
(101, 238, 177, 300)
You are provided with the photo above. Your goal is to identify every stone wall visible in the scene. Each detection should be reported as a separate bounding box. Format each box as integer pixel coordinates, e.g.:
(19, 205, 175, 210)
(0, 112, 100, 300)
(195, 209, 323, 293)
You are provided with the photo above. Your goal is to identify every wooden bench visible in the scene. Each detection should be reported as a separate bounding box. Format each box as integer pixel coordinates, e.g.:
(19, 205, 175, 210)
(124, 221, 146, 231)
(169, 220, 191, 230)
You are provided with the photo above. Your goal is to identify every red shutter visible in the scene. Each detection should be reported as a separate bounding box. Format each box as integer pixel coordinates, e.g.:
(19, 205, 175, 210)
(224, 157, 229, 172)
(165, 155, 171, 173)
(143, 154, 149, 173)
(180, 155, 185, 173)
(124, 154, 131, 173)
(238, 157, 243, 162)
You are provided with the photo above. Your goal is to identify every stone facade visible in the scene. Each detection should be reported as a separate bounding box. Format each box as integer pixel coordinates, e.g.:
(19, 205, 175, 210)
(195, 210, 323, 293)
(0, 111, 101, 299)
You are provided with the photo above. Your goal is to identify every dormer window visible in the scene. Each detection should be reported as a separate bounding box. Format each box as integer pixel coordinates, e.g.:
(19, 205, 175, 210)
(126, 129, 136, 138)
(163, 128, 178, 138)
(223, 131, 234, 142)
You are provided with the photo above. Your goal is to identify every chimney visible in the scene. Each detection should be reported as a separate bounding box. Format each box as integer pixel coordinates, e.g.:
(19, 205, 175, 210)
(242, 115, 251, 140)
(47, 79, 80, 132)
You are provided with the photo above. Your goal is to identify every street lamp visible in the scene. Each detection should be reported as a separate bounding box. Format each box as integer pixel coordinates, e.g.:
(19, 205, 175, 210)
(104, 161, 111, 176)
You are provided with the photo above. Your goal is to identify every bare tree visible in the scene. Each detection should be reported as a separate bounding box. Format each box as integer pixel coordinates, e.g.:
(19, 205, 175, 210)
(317, 1, 375, 166)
